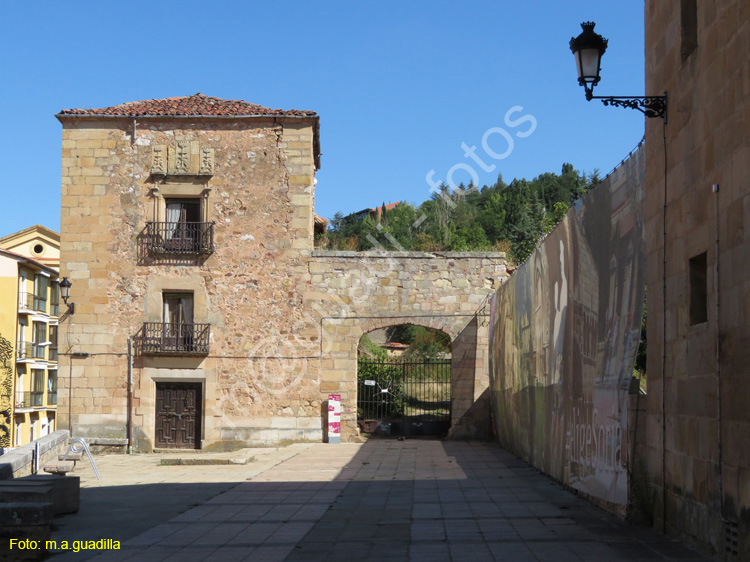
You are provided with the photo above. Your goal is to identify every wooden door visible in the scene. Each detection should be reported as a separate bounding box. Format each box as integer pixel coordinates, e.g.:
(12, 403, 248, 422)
(155, 382, 201, 449)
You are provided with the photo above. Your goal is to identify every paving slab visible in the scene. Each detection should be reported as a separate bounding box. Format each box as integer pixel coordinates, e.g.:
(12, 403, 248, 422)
(43, 445, 311, 561)
(39, 440, 716, 562)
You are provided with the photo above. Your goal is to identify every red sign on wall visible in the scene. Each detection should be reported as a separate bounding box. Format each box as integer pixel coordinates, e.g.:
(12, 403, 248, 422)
(328, 394, 341, 443)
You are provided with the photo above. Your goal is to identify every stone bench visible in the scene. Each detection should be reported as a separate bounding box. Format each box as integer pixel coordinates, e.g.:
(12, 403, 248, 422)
(42, 461, 75, 476)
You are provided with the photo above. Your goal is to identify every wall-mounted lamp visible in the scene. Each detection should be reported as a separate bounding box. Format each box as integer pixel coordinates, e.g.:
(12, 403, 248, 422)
(570, 21, 667, 122)
(59, 277, 75, 315)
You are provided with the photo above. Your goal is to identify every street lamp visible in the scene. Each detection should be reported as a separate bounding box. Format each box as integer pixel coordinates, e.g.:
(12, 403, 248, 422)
(59, 277, 75, 315)
(570, 21, 667, 121)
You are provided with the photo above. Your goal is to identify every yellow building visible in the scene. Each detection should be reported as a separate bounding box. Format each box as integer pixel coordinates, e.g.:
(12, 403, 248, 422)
(0, 247, 59, 448)
(0, 225, 60, 272)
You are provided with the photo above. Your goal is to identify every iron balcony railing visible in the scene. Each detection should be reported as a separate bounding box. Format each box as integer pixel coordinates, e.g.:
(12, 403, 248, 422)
(17, 341, 46, 361)
(16, 391, 44, 408)
(142, 222, 215, 255)
(137, 322, 210, 355)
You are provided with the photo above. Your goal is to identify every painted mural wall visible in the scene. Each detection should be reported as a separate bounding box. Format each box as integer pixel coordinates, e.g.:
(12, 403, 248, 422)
(0, 334, 12, 448)
(489, 144, 645, 515)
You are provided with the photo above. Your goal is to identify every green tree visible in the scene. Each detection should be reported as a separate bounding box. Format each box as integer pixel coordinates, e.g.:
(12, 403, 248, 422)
(386, 325, 451, 360)
(379, 202, 417, 250)
(478, 191, 507, 242)
(327, 162, 596, 260)
(543, 201, 570, 234)
(358, 334, 388, 362)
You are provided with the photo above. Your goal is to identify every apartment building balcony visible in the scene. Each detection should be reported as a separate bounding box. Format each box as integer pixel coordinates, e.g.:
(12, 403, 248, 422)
(16, 390, 44, 409)
(18, 292, 48, 314)
(17, 341, 46, 362)
(19, 292, 32, 312)
(136, 322, 211, 356)
(141, 222, 215, 256)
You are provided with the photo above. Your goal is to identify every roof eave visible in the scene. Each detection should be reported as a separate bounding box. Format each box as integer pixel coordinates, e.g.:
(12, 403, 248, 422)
(55, 112, 321, 169)
(55, 112, 317, 121)
(0, 248, 59, 276)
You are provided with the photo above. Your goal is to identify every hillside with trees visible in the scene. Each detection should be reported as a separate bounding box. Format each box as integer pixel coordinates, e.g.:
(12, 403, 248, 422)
(319, 163, 600, 264)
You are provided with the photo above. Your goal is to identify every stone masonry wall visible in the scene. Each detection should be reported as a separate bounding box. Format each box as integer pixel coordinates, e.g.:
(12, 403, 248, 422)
(645, 1, 750, 557)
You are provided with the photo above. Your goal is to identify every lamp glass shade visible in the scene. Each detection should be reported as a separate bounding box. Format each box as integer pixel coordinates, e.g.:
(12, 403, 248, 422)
(576, 47, 602, 84)
(59, 277, 71, 303)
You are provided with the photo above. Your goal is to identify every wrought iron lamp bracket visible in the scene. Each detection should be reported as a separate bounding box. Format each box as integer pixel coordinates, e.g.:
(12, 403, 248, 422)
(587, 91, 667, 122)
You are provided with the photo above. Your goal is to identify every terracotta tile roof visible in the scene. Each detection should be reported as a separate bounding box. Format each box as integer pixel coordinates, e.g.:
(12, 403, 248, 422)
(354, 202, 402, 217)
(381, 342, 409, 349)
(58, 93, 317, 118)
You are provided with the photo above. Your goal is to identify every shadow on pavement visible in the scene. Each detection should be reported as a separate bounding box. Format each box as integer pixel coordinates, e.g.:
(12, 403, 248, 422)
(42, 440, 713, 562)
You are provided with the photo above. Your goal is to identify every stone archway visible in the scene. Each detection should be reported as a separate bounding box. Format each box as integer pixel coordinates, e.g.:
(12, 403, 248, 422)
(306, 250, 506, 442)
(319, 313, 491, 441)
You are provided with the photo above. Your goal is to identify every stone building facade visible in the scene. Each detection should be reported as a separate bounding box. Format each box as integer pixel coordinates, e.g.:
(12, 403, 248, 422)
(644, 1, 750, 558)
(56, 95, 506, 451)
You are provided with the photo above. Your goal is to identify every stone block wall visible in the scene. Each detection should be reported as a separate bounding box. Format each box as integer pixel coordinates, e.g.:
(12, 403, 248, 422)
(645, 1, 750, 557)
(449, 316, 492, 439)
(626, 393, 651, 524)
(0, 430, 70, 479)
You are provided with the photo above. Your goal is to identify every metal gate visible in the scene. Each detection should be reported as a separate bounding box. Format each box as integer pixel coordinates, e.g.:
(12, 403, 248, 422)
(357, 357, 451, 436)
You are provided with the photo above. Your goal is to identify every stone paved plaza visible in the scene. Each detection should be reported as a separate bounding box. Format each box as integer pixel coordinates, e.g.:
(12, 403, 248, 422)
(46, 440, 713, 562)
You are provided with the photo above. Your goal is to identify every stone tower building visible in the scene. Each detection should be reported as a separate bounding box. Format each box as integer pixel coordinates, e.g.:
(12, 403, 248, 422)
(57, 94, 322, 450)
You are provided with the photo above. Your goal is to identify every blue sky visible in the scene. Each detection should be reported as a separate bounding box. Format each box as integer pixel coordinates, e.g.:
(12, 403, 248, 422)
(0, 1, 645, 237)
